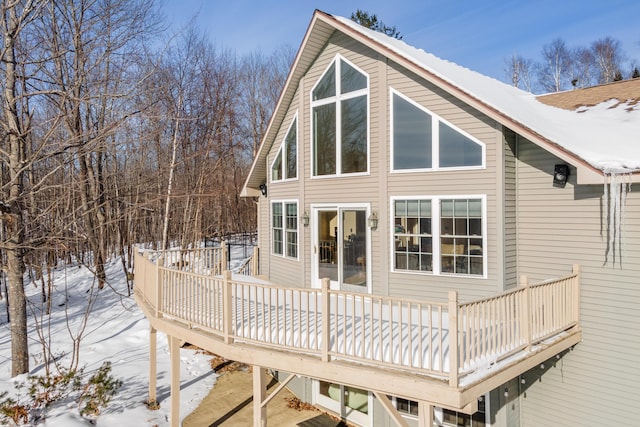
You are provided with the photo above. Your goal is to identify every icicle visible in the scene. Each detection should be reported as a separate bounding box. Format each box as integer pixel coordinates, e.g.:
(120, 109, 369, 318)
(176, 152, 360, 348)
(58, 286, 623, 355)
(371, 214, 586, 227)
(603, 171, 631, 266)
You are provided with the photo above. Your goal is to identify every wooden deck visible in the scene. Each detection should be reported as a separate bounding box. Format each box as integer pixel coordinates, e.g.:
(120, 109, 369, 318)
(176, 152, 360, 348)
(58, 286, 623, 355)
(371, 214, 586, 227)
(133, 247, 582, 426)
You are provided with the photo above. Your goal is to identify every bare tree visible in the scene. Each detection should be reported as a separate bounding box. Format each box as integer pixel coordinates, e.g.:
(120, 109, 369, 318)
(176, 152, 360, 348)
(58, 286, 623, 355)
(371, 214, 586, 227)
(569, 46, 596, 88)
(0, 0, 48, 377)
(504, 51, 533, 91)
(0, 0, 160, 376)
(537, 38, 573, 92)
(239, 45, 294, 156)
(591, 36, 626, 84)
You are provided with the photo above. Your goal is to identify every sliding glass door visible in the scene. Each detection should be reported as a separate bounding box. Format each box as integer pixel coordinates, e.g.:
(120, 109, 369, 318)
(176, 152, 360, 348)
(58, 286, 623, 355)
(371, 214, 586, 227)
(312, 205, 369, 292)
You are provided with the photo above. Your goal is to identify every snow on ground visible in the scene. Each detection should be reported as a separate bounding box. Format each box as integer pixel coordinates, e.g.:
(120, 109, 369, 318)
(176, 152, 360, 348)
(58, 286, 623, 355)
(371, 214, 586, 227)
(0, 251, 239, 426)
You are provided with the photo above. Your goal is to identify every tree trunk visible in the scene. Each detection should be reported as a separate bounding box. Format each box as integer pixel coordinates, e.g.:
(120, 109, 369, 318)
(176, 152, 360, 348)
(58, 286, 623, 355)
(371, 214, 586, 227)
(2, 4, 29, 376)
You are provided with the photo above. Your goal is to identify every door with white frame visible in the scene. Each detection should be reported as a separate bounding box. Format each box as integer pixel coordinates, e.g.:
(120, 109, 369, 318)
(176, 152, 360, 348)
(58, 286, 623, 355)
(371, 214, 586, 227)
(311, 204, 371, 292)
(311, 204, 372, 425)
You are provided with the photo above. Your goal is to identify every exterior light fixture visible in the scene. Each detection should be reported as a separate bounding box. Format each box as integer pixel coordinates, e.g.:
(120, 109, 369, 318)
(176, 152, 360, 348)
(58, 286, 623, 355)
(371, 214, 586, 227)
(368, 211, 378, 230)
(301, 211, 310, 227)
(259, 183, 267, 197)
(553, 164, 569, 187)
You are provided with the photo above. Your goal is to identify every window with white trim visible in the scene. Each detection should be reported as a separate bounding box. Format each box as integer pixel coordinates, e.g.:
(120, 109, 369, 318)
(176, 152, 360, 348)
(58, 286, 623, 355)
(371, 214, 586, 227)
(393, 197, 485, 276)
(272, 201, 298, 259)
(391, 89, 484, 171)
(392, 396, 487, 426)
(271, 116, 297, 182)
(311, 55, 368, 176)
(440, 199, 483, 275)
(394, 200, 433, 272)
(440, 397, 486, 427)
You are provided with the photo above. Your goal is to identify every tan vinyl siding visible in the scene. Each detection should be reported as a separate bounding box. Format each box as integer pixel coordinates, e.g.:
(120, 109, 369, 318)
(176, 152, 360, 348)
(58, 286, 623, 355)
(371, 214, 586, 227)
(384, 61, 501, 302)
(301, 32, 382, 204)
(257, 197, 269, 277)
(515, 138, 640, 427)
(262, 30, 508, 304)
(300, 32, 384, 291)
(503, 129, 517, 289)
(262, 86, 304, 288)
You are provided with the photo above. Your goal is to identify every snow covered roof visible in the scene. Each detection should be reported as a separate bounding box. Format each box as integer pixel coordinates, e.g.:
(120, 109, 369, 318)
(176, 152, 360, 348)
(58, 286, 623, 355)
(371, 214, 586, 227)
(334, 14, 640, 176)
(537, 78, 640, 111)
(242, 10, 640, 196)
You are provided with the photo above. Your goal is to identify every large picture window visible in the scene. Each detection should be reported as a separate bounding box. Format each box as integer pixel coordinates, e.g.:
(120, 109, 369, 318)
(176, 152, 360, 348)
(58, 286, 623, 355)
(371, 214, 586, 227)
(393, 196, 485, 276)
(272, 201, 298, 259)
(271, 116, 297, 182)
(391, 89, 484, 171)
(312, 56, 368, 177)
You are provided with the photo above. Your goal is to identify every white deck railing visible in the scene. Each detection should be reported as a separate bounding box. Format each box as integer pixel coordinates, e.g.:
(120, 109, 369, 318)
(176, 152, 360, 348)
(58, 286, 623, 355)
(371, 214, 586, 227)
(133, 248, 580, 387)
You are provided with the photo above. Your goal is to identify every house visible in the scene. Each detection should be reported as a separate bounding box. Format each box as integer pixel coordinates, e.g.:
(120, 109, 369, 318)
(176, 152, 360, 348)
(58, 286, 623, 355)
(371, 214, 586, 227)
(133, 9, 639, 427)
(238, 10, 640, 427)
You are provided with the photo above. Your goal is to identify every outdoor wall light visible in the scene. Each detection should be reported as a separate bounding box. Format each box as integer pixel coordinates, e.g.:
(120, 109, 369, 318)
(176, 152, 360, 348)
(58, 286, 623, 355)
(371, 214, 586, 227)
(259, 183, 267, 197)
(368, 211, 378, 230)
(301, 211, 310, 227)
(553, 164, 570, 187)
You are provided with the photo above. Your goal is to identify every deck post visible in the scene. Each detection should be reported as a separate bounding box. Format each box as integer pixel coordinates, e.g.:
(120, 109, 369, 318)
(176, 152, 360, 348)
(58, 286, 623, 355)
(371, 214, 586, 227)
(148, 327, 158, 406)
(448, 291, 459, 388)
(155, 255, 163, 318)
(418, 400, 434, 427)
(223, 270, 234, 344)
(572, 264, 580, 324)
(222, 240, 229, 272)
(169, 335, 180, 427)
(252, 246, 259, 276)
(253, 365, 267, 427)
(321, 278, 331, 362)
(520, 275, 531, 351)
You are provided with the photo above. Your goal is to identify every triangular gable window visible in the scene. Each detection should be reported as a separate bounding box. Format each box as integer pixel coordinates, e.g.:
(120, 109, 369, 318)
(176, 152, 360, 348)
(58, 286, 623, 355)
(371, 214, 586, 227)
(340, 61, 367, 93)
(391, 89, 484, 171)
(439, 121, 482, 168)
(272, 149, 283, 181)
(313, 62, 336, 101)
(271, 116, 298, 182)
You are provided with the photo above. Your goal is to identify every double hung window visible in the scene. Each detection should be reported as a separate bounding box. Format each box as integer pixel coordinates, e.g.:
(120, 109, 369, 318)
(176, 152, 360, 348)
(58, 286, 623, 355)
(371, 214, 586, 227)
(311, 56, 368, 176)
(272, 201, 298, 259)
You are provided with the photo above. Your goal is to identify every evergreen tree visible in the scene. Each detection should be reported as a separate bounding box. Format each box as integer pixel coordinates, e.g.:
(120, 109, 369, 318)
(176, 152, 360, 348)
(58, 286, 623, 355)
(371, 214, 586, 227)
(632, 67, 640, 79)
(350, 10, 402, 40)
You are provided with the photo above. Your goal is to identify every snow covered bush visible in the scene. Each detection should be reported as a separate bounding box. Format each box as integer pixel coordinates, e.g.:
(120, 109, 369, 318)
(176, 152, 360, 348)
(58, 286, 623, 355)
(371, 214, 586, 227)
(0, 362, 121, 425)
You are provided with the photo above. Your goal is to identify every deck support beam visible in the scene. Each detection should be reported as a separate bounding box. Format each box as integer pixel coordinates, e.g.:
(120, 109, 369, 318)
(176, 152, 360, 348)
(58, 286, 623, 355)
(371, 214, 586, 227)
(418, 401, 434, 427)
(169, 335, 180, 427)
(373, 392, 410, 427)
(148, 327, 157, 406)
(253, 365, 267, 426)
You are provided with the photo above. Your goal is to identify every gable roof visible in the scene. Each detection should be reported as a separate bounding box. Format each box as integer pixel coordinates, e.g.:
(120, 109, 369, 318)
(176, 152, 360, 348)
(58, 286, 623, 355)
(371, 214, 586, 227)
(242, 10, 640, 196)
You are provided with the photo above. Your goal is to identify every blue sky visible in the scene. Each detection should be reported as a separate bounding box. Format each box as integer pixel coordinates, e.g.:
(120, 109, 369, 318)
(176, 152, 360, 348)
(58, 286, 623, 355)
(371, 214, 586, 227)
(161, 0, 640, 81)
